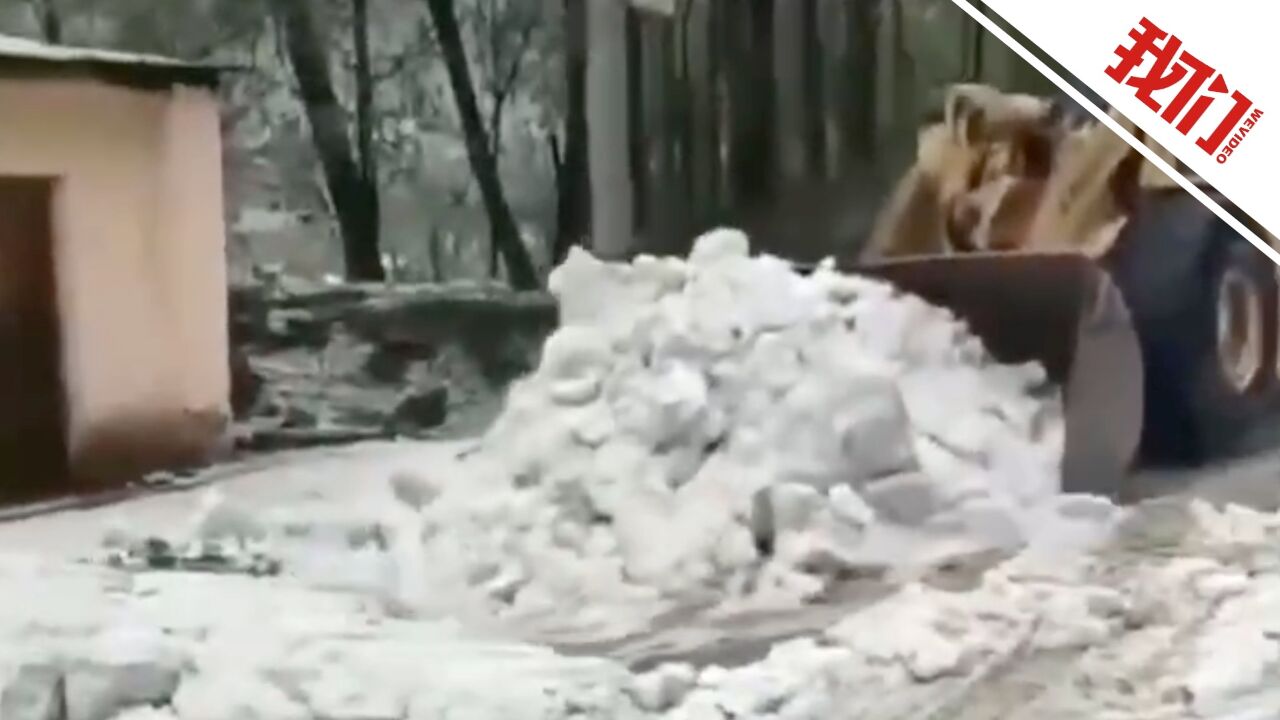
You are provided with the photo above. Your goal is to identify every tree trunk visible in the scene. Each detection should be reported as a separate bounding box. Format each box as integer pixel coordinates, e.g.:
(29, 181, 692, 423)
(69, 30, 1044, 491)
(726, 0, 775, 209)
(687, 0, 720, 228)
(773, 0, 805, 180)
(966, 6, 985, 81)
(428, 228, 445, 281)
(587, 0, 636, 260)
(552, 0, 590, 265)
(842, 0, 877, 167)
(800, 0, 826, 177)
(36, 0, 62, 44)
(270, 0, 384, 281)
(668, 5, 695, 251)
(817, 0, 843, 176)
(639, 14, 671, 251)
(424, 0, 539, 289)
(625, 8, 646, 244)
(875, 0, 913, 173)
(352, 0, 381, 269)
(711, 0, 732, 207)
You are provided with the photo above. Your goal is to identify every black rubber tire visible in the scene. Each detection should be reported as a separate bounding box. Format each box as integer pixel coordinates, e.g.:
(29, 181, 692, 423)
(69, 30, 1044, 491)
(1181, 237, 1280, 460)
(1136, 233, 1277, 464)
(1107, 192, 1280, 465)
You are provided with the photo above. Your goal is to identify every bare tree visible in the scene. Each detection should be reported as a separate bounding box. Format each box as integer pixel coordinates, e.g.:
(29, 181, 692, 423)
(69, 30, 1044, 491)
(353, 0, 380, 265)
(841, 0, 878, 167)
(27, 0, 61, 43)
(424, 0, 539, 290)
(773, 0, 804, 180)
(773, 0, 824, 181)
(686, 0, 721, 229)
(799, 0, 825, 176)
(587, 0, 635, 259)
(269, 0, 384, 281)
(469, 0, 540, 156)
(550, 0, 590, 264)
(874, 0, 914, 172)
(635, 2, 696, 256)
(637, 12, 671, 248)
(725, 0, 775, 208)
(466, 0, 539, 276)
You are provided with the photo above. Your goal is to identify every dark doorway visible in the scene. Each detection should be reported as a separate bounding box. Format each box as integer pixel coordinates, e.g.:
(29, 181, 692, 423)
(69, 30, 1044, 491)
(0, 178, 68, 501)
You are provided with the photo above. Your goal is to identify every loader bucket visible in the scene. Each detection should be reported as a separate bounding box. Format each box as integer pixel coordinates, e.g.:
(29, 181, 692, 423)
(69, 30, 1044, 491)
(849, 252, 1144, 499)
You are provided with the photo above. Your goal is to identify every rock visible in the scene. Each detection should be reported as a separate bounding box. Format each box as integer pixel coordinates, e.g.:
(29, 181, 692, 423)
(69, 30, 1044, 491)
(278, 402, 317, 429)
(363, 342, 417, 383)
(235, 426, 392, 453)
(330, 402, 395, 430)
(862, 473, 943, 526)
(391, 384, 448, 432)
(266, 308, 330, 349)
(320, 326, 374, 380)
(233, 279, 556, 452)
(0, 664, 65, 720)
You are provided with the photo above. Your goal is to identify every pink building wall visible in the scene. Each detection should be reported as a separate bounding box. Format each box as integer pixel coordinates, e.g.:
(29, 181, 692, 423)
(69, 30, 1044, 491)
(0, 76, 229, 489)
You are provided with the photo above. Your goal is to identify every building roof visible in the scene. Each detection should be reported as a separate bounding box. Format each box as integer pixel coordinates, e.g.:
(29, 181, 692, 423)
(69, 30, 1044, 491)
(0, 34, 224, 90)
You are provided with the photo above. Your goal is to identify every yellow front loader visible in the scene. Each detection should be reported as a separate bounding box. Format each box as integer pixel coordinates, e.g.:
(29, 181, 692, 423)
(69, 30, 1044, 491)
(850, 84, 1280, 499)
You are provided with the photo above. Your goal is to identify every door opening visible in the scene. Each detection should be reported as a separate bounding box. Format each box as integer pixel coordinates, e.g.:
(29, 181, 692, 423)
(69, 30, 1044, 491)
(0, 178, 69, 501)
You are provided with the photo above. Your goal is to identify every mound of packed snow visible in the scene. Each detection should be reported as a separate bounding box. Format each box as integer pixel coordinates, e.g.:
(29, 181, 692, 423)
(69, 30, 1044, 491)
(85, 228, 1117, 644)
(356, 229, 1118, 630)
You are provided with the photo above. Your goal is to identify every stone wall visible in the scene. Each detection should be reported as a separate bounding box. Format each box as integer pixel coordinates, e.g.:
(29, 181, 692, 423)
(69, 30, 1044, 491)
(229, 277, 557, 452)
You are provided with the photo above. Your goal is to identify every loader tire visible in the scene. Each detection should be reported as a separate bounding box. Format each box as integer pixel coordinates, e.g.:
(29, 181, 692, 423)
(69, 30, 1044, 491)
(1183, 237, 1280, 460)
(1109, 191, 1280, 465)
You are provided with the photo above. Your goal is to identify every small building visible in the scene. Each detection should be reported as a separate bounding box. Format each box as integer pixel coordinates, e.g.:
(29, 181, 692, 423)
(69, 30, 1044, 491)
(0, 35, 230, 500)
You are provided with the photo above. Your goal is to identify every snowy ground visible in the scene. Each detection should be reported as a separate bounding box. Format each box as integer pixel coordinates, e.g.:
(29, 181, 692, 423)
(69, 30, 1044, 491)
(6, 441, 1280, 720)
(7, 232, 1280, 719)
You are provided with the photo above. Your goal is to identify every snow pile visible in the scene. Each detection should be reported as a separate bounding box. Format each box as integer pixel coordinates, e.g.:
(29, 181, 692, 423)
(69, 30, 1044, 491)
(75, 228, 1116, 643)
(635, 500, 1280, 719)
(372, 229, 1112, 628)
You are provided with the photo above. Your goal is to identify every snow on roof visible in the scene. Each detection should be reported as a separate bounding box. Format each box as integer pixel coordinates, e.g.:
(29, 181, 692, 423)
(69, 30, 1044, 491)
(0, 33, 223, 87)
